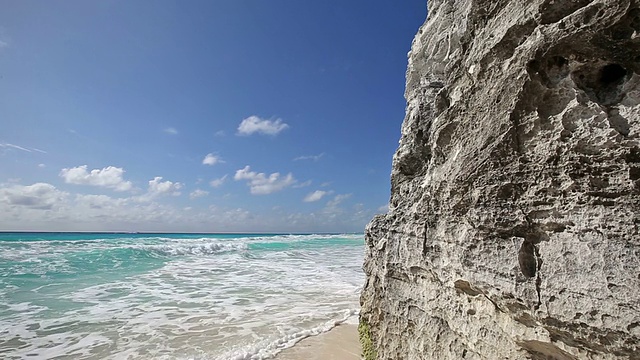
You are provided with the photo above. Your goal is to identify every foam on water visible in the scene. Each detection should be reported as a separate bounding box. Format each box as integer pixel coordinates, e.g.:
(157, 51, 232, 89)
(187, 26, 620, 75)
(218, 309, 359, 360)
(0, 233, 364, 359)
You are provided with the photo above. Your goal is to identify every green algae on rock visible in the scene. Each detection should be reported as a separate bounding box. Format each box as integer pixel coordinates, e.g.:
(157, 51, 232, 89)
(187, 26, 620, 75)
(358, 317, 377, 360)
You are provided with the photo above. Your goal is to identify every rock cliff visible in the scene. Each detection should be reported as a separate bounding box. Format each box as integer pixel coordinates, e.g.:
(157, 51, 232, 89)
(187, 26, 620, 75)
(360, 0, 640, 359)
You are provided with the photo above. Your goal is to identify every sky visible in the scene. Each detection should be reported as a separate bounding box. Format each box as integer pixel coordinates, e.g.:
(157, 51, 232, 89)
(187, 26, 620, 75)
(0, 0, 427, 233)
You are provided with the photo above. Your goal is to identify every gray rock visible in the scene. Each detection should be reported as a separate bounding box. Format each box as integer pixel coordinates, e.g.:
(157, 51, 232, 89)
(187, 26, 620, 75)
(360, 0, 640, 359)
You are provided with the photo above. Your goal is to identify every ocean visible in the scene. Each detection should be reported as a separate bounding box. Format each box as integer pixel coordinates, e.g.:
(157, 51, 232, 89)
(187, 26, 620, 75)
(0, 233, 365, 360)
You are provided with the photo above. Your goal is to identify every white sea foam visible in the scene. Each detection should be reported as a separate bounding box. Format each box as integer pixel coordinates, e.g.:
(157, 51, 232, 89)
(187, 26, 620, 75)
(135, 241, 247, 256)
(0, 233, 365, 359)
(218, 309, 359, 360)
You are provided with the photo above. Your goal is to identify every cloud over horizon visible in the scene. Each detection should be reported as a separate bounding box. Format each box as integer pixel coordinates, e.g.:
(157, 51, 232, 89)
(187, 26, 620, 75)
(0, 181, 373, 233)
(0, 183, 67, 210)
(237, 116, 289, 136)
(59, 165, 133, 192)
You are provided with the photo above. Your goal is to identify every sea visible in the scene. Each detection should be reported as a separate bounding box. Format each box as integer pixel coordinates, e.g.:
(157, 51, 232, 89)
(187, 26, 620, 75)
(0, 232, 365, 360)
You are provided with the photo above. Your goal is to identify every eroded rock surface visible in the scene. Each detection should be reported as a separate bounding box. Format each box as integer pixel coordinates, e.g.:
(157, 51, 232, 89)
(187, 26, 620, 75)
(360, 0, 640, 359)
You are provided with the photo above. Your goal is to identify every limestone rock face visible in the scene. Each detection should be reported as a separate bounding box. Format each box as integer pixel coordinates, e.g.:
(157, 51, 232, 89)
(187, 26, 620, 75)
(360, 1, 640, 359)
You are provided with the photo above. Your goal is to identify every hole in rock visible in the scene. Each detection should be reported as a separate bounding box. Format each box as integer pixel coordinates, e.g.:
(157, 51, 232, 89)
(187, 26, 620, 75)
(600, 64, 627, 86)
(518, 241, 537, 278)
(527, 59, 540, 74)
(572, 63, 629, 106)
(627, 148, 640, 163)
(398, 129, 431, 177)
(550, 56, 568, 67)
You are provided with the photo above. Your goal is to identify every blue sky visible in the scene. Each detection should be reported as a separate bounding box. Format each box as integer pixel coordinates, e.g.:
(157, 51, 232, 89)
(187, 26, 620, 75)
(0, 0, 426, 233)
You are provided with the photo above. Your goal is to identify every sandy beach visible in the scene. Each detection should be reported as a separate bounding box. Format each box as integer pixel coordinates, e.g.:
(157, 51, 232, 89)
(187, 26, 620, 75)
(274, 324, 362, 360)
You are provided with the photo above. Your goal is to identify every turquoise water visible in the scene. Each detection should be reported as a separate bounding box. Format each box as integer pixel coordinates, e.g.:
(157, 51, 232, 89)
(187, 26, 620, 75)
(0, 233, 364, 359)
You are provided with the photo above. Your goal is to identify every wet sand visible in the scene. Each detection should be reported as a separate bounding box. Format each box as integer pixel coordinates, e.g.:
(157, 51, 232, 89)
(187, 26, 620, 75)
(274, 324, 362, 360)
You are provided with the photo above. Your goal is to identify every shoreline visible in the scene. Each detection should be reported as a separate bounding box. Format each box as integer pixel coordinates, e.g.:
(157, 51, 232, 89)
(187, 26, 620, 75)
(273, 324, 361, 360)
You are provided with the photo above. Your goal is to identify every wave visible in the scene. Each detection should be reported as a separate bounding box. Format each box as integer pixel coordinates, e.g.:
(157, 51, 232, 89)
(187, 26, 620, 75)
(1, 234, 364, 277)
(219, 308, 359, 360)
(0, 241, 248, 278)
(60, 241, 248, 272)
(129, 234, 363, 259)
(1, 232, 364, 360)
(0, 232, 364, 244)
(3, 235, 359, 259)
(137, 242, 247, 256)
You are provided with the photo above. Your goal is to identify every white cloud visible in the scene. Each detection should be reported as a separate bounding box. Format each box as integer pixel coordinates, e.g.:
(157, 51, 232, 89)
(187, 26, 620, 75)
(0, 183, 67, 210)
(237, 116, 289, 136)
(312, 193, 355, 223)
(209, 175, 228, 188)
(189, 189, 209, 199)
(0, 143, 47, 154)
(76, 194, 128, 210)
(0, 143, 31, 152)
(164, 127, 178, 135)
(327, 194, 352, 208)
(202, 153, 223, 166)
(38, 164, 46, 168)
(377, 203, 389, 213)
(60, 165, 133, 192)
(293, 180, 312, 188)
(148, 176, 182, 196)
(304, 190, 332, 202)
(293, 153, 325, 161)
(234, 166, 296, 195)
(0, 183, 375, 232)
(215, 130, 226, 137)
